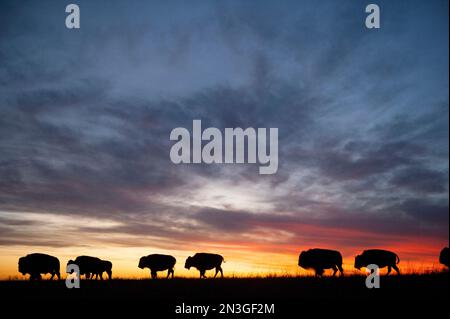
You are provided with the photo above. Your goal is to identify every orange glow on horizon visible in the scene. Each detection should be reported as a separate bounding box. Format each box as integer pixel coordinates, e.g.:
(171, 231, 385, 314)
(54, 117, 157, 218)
(1, 239, 447, 280)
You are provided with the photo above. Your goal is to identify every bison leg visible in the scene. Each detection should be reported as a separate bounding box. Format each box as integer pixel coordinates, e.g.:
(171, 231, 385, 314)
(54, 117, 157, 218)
(151, 271, 157, 279)
(337, 265, 344, 276)
(392, 264, 400, 275)
(107, 270, 112, 280)
(387, 266, 392, 275)
(31, 273, 42, 281)
(200, 270, 206, 278)
(315, 268, 324, 277)
(331, 265, 338, 276)
(167, 268, 174, 279)
(30, 273, 39, 281)
(214, 266, 223, 278)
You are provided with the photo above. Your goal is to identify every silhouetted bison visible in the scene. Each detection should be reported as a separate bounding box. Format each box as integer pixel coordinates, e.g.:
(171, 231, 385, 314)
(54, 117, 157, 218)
(354, 249, 400, 275)
(298, 248, 344, 276)
(18, 253, 60, 280)
(67, 256, 112, 280)
(439, 247, 449, 268)
(185, 253, 224, 278)
(138, 254, 176, 279)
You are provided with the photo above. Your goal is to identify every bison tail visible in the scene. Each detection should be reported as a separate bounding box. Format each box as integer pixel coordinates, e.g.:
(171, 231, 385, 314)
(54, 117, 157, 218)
(395, 254, 400, 264)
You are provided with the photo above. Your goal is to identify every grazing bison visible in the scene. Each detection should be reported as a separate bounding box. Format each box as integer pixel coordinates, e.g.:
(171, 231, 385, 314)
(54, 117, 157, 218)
(298, 248, 344, 276)
(354, 249, 400, 275)
(439, 247, 449, 268)
(185, 253, 224, 278)
(138, 254, 176, 279)
(18, 253, 60, 280)
(67, 256, 112, 280)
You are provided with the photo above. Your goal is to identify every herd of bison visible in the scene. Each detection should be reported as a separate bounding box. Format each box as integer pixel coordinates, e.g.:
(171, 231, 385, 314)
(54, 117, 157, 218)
(16, 247, 450, 281)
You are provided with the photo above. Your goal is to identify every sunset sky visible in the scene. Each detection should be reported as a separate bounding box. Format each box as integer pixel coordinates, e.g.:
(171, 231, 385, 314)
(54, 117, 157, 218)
(0, 0, 448, 279)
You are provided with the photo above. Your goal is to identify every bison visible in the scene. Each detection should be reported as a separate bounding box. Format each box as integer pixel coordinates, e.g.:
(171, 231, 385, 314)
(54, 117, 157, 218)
(439, 247, 449, 268)
(18, 253, 60, 280)
(138, 254, 176, 279)
(185, 253, 224, 278)
(67, 256, 112, 280)
(354, 249, 400, 275)
(298, 248, 344, 276)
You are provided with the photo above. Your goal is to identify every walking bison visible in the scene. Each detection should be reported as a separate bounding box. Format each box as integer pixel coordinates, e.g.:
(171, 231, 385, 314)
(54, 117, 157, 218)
(138, 254, 176, 279)
(298, 248, 344, 276)
(18, 253, 60, 280)
(67, 256, 112, 280)
(185, 253, 224, 278)
(439, 247, 449, 268)
(354, 249, 400, 275)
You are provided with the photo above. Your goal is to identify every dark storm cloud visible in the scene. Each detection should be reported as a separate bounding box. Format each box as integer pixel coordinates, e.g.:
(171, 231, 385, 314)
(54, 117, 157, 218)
(389, 166, 448, 194)
(396, 198, 449, 225)
(194, 202, 448, 241)
(0, 0, 448, 250)
(0, 83, 316, 216)
(313, 141, 424, 181)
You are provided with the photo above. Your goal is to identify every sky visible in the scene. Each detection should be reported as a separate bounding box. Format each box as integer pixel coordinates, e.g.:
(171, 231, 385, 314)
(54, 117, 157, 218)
(0, 0, 448, 279)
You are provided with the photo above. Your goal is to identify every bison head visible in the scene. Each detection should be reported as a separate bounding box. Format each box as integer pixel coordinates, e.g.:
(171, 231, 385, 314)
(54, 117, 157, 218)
(185, 256, 193, 269)
(18, 256, 28, 275)
(138, 257, 146, 269)
(298, 251, 310, 268)
(439, 247, 449, 267)
(354, 255, 364, 270)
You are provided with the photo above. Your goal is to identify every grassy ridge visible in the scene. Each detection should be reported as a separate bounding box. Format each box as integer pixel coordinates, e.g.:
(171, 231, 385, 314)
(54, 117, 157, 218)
(1, 272, 448, 301)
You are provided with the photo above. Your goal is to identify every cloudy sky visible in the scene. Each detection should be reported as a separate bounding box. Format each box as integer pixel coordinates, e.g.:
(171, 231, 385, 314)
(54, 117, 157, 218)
(0, 0, 448, 278)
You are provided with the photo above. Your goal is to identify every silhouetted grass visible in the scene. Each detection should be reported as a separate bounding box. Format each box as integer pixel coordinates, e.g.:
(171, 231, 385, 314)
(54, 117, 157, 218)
(0, 272, 448, 302)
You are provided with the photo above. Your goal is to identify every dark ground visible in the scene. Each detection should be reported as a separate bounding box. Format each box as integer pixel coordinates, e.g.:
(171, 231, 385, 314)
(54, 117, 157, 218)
(1, 273, 448, 317)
